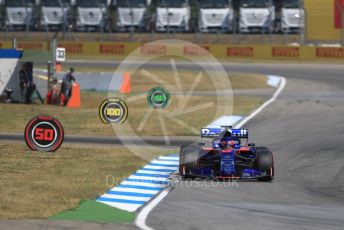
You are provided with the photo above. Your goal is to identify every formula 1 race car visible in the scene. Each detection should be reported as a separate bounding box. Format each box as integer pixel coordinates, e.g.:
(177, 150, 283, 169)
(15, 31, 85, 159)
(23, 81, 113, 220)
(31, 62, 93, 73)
(179, 126, 274, 181)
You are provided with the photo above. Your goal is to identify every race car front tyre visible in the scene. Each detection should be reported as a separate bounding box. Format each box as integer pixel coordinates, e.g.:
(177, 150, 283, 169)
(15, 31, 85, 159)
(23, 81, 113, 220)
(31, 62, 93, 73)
(256, 148, 274, 182)
(179, 145, 200, 180)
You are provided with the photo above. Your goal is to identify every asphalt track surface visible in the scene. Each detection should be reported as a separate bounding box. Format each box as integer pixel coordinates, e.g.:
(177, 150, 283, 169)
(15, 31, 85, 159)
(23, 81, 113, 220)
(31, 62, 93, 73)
(1, 62, 344, 230)
(144, 62, 344, 230)
(0, 133, 198, 147)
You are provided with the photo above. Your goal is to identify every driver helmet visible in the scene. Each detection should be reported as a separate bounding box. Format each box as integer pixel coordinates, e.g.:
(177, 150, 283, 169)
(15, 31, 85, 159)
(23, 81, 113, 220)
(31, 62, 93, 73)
(218, 140, 228, 149)
(227, 140, 236, 148)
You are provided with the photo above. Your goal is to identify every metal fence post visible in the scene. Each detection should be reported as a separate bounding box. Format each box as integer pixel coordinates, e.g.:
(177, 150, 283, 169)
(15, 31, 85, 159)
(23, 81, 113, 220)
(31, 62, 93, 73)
(301, 6, 307, 45)
(47, 61, 52, 92)
(341, 2, 344, 46)
(12, 38, 17, 49)
(150, 18, 154, 42)
(25, 6, 31, 39)
(299, 0, 306, 45)
(342, 10, 344, 45)
(268, 9, 272, 45)
(51, 39, 57, 74)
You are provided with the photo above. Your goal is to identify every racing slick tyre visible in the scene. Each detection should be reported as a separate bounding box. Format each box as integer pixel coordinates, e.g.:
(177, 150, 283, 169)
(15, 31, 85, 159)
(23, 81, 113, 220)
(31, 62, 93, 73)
(256, 147, 274, 182)
(179, 145, 200, 180)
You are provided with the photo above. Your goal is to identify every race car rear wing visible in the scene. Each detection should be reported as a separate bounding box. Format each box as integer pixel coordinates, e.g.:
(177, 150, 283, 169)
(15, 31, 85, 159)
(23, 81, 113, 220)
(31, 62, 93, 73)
(201, 127, 248, 138)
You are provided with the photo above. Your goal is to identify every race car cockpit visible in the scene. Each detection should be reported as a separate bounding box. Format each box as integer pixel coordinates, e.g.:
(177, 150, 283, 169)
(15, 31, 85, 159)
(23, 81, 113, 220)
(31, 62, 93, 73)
(213, 138, 241, 149)
(212, 129, 241, 149)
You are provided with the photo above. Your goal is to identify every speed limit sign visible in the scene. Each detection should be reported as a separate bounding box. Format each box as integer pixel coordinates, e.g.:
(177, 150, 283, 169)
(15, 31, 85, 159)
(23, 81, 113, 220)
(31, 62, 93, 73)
(56, 47, 66, 62)
(99, 98, 128, 124)
(24, 115, 64, 152)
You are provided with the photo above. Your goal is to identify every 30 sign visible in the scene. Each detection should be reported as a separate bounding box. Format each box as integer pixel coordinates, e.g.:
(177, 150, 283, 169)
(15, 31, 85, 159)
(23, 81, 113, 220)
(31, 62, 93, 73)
(56, 47, 66, 62)
(25, 115, 64, 152)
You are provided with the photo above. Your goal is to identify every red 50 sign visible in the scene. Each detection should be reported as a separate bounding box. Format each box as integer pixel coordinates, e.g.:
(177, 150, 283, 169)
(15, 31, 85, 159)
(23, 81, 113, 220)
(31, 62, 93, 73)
(25, 115, 64, 152)
(34, 128, 55, 141)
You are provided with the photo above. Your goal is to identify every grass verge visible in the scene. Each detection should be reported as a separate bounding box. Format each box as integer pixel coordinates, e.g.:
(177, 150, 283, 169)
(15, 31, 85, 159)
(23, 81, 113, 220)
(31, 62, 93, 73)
(0, 141, 178, 220)
(0, 94, 265, 136)
(0, 70, 268, 136)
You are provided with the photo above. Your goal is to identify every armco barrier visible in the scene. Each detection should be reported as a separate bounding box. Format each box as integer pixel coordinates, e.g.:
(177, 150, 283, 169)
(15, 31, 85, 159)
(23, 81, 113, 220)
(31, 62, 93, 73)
(1, 42, 11, 49)
(57, 42, 86, 55)
(315, 47, 344, 58)
(1, 41, 48, 50)
(225, 47, 255, 58)
(56, 42, 141, 56)
(3, 41, 344, 61)
(209, 45, 344, 60)
(17, 42, 47, 50)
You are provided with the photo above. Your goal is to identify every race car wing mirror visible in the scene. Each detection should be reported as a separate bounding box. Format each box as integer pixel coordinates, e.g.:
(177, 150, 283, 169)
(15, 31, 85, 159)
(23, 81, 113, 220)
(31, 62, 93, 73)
(248, 143, 255, 146)
(198, 142, 206, 146)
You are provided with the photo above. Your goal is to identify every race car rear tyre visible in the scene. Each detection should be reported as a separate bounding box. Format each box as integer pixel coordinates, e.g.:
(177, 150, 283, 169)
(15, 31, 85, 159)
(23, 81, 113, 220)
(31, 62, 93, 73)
(179, 145, 200, 180)
(256, 148, 274, 182)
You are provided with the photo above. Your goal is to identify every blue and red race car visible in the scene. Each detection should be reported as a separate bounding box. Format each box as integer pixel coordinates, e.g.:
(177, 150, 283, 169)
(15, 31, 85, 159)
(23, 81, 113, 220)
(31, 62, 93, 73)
(179, 126, 274, 181)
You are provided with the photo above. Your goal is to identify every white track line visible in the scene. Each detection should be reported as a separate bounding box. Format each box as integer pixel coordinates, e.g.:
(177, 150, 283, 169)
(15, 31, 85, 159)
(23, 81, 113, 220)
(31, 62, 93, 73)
(135, 76, 287, 230)
(135, 187, 173, 230)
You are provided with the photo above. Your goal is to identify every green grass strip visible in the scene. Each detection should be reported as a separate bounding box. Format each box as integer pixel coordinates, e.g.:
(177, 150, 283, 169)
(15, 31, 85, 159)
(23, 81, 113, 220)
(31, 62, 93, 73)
(49, 200, 135, 223)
